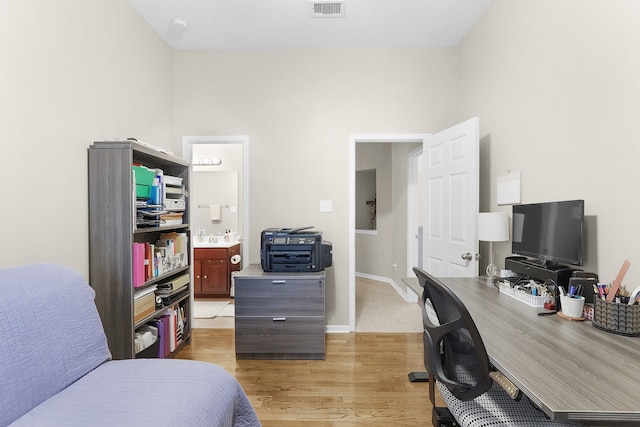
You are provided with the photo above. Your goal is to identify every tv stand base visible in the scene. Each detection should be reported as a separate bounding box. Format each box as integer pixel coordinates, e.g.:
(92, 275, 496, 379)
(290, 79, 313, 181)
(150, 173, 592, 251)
(505, 256, 577, 286)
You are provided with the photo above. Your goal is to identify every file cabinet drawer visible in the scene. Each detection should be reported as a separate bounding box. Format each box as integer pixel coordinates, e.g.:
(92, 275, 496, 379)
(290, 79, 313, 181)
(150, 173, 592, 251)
(235, 316, 325, 358)
(234, 278, 324, 317)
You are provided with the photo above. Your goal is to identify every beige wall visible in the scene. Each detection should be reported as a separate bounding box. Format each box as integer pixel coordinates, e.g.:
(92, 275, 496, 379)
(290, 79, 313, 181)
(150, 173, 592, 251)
(0, 0, 175, 276)
(459, 0, 640, 283)
(9, 0, 636, 326)
(173, 48, 458, 326)
(355, 143, 393, 277)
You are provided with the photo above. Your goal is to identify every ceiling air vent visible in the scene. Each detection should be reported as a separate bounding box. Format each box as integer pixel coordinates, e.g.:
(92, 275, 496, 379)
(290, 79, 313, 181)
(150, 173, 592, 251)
(311, 1, 346, 18)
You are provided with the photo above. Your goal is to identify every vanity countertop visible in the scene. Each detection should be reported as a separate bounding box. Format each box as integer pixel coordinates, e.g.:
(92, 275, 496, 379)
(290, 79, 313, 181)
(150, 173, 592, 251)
(193, 240, 240, 249)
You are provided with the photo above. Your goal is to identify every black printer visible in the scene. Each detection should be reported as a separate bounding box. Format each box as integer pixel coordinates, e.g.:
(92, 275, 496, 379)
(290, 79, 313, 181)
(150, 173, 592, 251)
(261, 227, 332, 272)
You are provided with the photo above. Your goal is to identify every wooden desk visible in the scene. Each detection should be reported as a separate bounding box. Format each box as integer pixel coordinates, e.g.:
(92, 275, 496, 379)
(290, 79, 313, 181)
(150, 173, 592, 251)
(405, 277, 640, 425)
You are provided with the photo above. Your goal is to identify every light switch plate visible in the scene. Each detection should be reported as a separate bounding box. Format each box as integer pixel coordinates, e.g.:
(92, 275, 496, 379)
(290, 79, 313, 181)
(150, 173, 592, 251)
(320, 200, 332, 213)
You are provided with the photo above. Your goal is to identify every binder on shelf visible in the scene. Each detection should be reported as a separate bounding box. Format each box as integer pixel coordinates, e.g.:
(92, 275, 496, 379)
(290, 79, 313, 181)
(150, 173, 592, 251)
(159, 315, 171, 357)
(144, 242, 153, 280)
(148, 318, 165, 358)
(169, 309, 177, 352)
(132, 243, 145, 288)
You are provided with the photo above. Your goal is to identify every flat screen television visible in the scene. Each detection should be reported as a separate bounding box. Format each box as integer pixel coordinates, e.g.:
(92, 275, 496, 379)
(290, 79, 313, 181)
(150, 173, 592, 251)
(511, 199, 584, 266)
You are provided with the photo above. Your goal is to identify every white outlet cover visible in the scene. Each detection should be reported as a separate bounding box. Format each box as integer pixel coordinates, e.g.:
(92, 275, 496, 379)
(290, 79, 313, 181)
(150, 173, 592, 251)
(320, 200, 332, 213)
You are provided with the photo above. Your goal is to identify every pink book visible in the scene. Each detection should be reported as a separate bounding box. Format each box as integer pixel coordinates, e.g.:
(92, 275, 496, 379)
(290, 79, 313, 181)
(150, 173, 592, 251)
(132, 243, 145, 288)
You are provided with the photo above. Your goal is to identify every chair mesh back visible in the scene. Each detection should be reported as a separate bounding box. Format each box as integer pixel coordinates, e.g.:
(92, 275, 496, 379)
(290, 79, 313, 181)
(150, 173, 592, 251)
(415, 267, 493, 401)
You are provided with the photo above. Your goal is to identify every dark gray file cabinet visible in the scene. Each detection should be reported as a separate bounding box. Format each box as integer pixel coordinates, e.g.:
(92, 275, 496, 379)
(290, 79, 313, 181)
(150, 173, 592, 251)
(234, 264, 325, 360)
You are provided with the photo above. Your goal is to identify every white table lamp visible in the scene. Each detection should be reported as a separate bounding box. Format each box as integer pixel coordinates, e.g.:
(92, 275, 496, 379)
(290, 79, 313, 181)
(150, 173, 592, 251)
(478, 212, 510, 280)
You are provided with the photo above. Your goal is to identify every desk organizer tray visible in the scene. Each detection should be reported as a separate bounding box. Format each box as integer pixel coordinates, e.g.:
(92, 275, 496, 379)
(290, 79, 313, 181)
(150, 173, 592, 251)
(497, 281, 548, 307)
(592, 298, 640, 336)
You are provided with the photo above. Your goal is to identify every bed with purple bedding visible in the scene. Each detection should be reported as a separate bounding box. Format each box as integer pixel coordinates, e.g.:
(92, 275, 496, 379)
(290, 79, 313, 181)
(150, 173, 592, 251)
(0, 264, 260, 427)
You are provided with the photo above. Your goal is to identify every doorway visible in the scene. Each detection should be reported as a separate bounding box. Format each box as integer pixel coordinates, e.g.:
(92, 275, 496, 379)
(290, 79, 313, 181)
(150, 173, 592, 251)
(349, 120, 479, 332)
(182, 135, 249, 268)
(182, 136, 249, 328)
(349, 134, 428, 332)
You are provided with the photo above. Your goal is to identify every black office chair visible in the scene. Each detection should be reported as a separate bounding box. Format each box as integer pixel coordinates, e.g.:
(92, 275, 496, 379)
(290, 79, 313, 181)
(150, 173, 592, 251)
(413, 267, 583, 427)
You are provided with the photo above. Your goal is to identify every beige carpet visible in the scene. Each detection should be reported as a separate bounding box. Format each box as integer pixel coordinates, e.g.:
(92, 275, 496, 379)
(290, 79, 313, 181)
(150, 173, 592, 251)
(355, 276, 423, 333)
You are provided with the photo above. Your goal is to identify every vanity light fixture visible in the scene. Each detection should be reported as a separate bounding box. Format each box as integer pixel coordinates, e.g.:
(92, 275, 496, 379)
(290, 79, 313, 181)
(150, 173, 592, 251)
(193, 158, 222, 166)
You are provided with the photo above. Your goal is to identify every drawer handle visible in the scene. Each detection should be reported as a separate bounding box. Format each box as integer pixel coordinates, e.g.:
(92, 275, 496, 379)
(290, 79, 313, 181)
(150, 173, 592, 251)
(272, 280, 286, 284)
(272, 317, 287, 321)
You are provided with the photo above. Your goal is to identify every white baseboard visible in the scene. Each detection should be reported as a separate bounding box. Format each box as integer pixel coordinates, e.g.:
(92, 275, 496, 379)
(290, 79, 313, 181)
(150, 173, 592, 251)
(325, 325, 351, 333)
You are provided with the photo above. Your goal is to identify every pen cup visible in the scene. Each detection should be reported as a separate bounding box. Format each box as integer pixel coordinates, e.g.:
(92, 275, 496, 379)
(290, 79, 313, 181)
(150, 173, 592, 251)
(560, 295, 585, 319)
(592, 298, 640, 336)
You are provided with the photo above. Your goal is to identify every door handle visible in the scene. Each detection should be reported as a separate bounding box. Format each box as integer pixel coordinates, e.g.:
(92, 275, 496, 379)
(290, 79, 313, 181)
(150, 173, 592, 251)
(272, 317, 287, 321)
(461, 252, 473, 261)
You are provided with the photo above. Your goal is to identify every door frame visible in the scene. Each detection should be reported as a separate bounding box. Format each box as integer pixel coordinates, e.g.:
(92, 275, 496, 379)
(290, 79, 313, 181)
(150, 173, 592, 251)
(182, 135, 250, 268)
(348, 134, 428, 332)
(406, 146, 423, 277)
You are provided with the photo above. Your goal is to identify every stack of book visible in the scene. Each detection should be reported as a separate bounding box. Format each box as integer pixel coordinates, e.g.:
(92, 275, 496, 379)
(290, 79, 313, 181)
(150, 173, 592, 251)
(155, 274, 190, 306)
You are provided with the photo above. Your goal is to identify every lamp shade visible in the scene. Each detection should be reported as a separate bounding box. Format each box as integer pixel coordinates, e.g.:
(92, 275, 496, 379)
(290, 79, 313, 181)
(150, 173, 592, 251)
(477, 212, 509, 242)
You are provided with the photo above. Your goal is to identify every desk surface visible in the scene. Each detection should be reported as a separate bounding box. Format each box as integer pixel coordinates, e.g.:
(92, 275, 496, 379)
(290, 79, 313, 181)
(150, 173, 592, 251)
(405, 277, 640, 424)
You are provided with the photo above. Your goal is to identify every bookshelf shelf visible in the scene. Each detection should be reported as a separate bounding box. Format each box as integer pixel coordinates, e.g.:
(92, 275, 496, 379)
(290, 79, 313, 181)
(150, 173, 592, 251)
(88, 140, 192, 360)
(134, 290, 190, 329)
(134, 223, 190, 235)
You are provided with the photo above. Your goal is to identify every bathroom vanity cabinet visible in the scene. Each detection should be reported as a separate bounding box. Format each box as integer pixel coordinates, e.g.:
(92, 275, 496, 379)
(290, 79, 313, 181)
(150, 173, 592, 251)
(193, 243, 240, 297)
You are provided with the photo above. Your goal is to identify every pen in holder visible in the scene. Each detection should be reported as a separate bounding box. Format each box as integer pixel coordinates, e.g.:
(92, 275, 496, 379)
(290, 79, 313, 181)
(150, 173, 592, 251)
(592, 298, 640, 336)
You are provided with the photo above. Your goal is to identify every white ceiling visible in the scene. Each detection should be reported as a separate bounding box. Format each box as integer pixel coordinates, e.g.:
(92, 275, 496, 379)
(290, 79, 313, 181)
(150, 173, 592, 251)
(127, 0, 493, 50)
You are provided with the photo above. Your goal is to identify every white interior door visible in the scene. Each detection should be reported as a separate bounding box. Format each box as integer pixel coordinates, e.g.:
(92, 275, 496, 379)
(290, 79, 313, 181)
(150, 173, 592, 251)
(423, 118, 479, 277)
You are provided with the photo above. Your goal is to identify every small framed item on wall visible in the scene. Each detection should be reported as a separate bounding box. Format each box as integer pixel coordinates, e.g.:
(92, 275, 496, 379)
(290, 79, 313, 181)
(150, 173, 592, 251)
(497, 171, 521, 205)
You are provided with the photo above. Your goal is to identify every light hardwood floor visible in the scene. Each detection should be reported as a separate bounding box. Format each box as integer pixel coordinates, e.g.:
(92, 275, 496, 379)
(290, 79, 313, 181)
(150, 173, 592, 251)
(177, 329, 443, 426)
